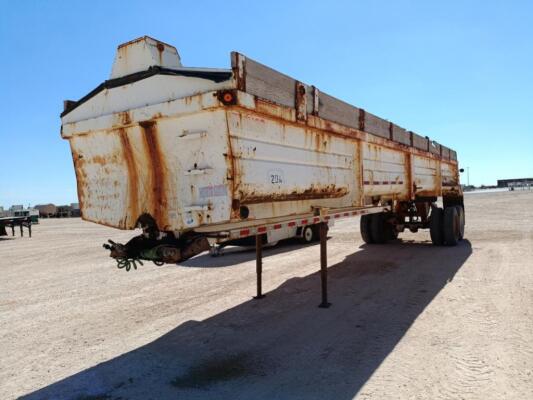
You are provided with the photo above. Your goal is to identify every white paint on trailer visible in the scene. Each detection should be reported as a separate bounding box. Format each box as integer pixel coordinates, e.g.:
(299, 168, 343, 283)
(62, 74, 233, 125)
(110, 36, 183, 79)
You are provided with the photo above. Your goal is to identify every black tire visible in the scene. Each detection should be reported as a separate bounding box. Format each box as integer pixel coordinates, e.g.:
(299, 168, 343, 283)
(370, 213, 388, 244)
(301, 225, 317, 243)
(443, 206, 460, 246)
(360, 214, 374, 244)
(429, 207, 444, 245)
(455, 205, 465, 240)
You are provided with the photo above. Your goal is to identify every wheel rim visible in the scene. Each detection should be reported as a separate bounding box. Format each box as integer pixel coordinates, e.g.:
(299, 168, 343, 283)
(304, 227, 313, 242)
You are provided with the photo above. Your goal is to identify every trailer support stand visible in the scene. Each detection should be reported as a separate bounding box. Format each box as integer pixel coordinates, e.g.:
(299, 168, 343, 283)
(318, 222, 331, 308)
(254, 234, 265, 299)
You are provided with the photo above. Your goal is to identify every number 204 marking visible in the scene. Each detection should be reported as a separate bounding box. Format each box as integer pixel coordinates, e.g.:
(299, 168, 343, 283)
(270, 174, 283, 184)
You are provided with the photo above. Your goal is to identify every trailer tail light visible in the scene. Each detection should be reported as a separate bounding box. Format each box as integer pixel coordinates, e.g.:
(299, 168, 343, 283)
(218, 90, 236, 105)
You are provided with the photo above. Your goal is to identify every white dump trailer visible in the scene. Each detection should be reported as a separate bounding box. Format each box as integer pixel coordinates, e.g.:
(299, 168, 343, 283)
(61, 36, 464, 273)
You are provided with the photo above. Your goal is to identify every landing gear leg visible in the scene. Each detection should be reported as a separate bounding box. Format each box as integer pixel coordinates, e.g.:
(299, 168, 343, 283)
(319, 222, 331, 308)
(254, 234, 265, 299)
(209, 245, 224, 257)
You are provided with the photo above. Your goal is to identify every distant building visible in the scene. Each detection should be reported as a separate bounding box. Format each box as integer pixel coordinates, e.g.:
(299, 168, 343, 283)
(10, 205, 24, 212)
(497, 178, 533, 188)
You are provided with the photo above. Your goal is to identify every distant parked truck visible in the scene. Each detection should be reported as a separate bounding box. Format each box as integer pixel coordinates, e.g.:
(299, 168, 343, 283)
(56, 205, 73, 218)
(35, 204, 57, 218)
(60, 36, 465, 267)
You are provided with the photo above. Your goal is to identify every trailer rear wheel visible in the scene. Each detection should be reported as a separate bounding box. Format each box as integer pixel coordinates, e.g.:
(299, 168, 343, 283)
(360, 214, 374, 244)
(370, 213, 388, 244)
(429, 207, 444, 245)
(455, 205, 465, 240)
(443, 206, 461, 246)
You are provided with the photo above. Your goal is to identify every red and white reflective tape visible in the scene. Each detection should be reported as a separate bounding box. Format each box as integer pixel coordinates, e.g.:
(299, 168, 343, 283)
(363, 180, 404, 185)
(228, 206, 387, 239)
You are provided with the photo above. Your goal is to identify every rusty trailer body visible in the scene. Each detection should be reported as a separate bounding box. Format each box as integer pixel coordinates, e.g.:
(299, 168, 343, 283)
(61, 36, 464, 277)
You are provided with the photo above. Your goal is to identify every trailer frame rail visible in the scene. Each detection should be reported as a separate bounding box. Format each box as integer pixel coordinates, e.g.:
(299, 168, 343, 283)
(217, 205, 389, 307)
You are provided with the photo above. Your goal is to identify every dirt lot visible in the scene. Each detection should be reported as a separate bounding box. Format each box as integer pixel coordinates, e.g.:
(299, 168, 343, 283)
(1, 190, 532, 400)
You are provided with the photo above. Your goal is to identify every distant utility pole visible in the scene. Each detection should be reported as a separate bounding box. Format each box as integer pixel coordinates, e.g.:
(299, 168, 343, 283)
(467, 167, 470, 186)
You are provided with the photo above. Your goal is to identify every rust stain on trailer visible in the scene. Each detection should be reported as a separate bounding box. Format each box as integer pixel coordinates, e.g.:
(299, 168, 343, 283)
(223, 111, 241, 219)
(415, 189, 439, 197)
(118, 128, 139, 227)
(435, 160, 443, 197)
(70, 147, 87, 217)
(117, 111, 132, 126)
(313, 131, 329, 152)
(405, 153, 413, 199)
(139, 120, 168, 229)
(232, 53, 246, 91)
(156, 42, 165, 64)
(359, 109, 366, 131)
(366, 143, 384, 161)
(255, 99, 296, 121)
(240, 184, 348, 204)
(89, 155, 111, 166)
(295, 81, 307, 121)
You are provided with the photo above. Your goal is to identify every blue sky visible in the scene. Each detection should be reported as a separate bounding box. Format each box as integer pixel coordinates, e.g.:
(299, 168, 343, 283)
(1, 0, 532, 207)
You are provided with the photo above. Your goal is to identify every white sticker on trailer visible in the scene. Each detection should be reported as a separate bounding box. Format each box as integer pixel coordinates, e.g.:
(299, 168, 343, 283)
(199, 184, 227, 198)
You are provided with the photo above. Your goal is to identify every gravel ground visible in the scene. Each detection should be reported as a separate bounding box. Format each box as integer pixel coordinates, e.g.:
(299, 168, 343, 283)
(1, 190, 532, 400)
